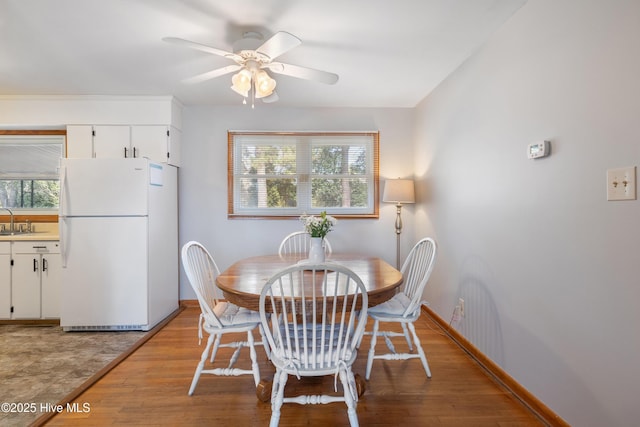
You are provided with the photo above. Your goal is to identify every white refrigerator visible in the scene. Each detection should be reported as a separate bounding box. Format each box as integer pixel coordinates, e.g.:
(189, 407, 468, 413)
(59, 158, 178, 331)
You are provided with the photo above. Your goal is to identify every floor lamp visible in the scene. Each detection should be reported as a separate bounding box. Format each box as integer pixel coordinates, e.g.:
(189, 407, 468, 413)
(383, 179, 415, 270)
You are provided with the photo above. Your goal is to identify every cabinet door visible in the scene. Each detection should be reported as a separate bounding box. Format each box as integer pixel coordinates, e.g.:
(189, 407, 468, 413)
(131, 125, 168, 163)
(167, 126, 181, 167)
(12, 254, 41, 319)
(93, 125, 131, 158)
(66, 125, 94, 158)
(0, 247, 10, 319)
(41, 253, 61, 318)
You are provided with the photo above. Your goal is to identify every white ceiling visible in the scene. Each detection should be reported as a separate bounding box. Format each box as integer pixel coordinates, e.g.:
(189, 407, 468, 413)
(0, 0, 527, 108)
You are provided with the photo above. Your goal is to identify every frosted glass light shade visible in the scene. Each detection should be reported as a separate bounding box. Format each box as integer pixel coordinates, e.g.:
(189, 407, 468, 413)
(254, 70, 276, 98)
(231, 69, 252, 97)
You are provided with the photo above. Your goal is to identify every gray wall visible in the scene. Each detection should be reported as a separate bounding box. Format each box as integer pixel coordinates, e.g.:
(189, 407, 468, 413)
(178, 105, 417, 298)
(414, 0, 640, 425)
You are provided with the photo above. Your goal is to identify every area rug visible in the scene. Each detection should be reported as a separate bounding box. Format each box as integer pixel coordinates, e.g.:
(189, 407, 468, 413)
(0, 324, 147, 427)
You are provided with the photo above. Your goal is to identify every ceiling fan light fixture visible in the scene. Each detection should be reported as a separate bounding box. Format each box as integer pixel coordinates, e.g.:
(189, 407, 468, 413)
(231, 68, 252, 97)
(166, 31, 337, 105)
(254, 70, 276, 98)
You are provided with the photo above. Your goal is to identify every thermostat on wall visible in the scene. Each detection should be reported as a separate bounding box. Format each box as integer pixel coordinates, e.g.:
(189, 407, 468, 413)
(527, 140, 550, 159)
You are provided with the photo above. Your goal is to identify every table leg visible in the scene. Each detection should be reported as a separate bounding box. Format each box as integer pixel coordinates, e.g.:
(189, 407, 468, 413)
(256, 378, 272, 402)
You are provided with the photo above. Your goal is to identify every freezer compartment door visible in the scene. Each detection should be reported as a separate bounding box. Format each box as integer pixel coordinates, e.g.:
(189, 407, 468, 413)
(60, 158, 149, 217)
(60, 217, 149, 329)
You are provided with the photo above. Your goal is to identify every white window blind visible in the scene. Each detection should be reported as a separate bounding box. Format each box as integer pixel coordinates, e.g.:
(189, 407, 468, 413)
(0, 136, 63, 179)
(0, 134, 64, 209)
(229, 132, 379, 217)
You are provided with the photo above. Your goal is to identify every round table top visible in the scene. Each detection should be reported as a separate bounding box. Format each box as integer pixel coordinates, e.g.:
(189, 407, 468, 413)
(216, 253, 403, 311)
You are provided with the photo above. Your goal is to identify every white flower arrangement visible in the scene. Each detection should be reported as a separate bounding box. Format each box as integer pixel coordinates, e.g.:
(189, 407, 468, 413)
(300, 211, 337, 238)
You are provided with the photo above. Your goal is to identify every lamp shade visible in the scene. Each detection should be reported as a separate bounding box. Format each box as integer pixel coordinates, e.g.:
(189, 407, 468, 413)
(383, 179, 415, 203)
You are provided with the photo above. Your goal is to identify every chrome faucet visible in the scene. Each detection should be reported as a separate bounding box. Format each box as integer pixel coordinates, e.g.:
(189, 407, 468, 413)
(0, 207, 14, 232)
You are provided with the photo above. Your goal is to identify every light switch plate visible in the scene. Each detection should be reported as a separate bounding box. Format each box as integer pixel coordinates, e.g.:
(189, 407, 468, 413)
(607, 166, 636, 201)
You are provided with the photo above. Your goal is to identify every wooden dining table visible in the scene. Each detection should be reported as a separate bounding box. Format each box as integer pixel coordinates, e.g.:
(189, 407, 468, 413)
(216, 253, 403, 401)
(216, 253, 404, 312)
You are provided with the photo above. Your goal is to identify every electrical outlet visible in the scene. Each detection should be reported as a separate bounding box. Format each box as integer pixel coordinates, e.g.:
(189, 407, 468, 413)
(458, 298, 465, 317)
(607, 166, 636, 201)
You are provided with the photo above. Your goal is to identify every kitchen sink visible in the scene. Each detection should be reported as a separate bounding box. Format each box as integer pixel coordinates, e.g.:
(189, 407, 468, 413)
(0, 230, 36, 236)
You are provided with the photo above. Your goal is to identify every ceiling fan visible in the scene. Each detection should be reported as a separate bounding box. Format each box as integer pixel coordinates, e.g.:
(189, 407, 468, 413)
(163, 31, 339, 106)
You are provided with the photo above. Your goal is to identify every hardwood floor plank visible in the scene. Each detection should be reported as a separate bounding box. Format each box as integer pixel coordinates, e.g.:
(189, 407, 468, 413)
(43, 306, 545, 426)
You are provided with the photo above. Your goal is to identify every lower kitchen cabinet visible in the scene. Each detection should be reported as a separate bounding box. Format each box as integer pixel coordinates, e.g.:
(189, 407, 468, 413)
(0, 242, 10, 319)
(11, 241, 61, 319)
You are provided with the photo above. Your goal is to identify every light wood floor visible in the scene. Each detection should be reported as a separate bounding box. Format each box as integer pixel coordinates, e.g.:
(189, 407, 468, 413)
(42, 306, 544, 426)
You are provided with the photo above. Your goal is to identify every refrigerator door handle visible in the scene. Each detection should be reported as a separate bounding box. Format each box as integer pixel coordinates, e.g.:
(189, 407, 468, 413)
(60, 217, 68, 268)
(59, 164, 67, 217)
(59, 163, 68, 268)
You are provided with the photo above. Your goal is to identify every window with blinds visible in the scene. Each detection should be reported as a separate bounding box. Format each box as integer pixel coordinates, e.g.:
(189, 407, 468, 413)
(228, 131, 379, 218)
(0, 134, 64, 209)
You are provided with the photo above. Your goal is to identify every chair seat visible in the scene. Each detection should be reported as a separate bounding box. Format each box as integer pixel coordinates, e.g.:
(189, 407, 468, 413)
(368, 292, 413, 318)
(211, 301, 262, 327)
(271, 324, 356, 369)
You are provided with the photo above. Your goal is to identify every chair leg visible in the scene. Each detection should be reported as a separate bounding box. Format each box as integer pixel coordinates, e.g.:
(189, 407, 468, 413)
(401, 322, 413, 351)
(408, 322, 431, 378)
(188, 333, 214, 396)
(269, 369, 288, 427)
(247, 330, 261, 386)
(340, 368, 360, 427)
(365, 319, 380, 380)
(209, 333, 222, 363)
(259, 323, 271, 360)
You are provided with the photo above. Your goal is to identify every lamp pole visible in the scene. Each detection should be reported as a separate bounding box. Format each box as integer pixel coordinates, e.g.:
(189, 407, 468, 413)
(394, 202, 404, 270)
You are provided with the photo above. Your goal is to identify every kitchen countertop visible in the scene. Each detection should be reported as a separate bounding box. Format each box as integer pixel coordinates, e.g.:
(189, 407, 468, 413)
(0, 223, 59, 241)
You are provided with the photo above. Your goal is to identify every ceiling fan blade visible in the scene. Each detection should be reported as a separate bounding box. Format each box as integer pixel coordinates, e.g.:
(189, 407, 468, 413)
(261, 91, 279, 103)
(163, 37, 240, 61)
(256, 31, 302, 60)
(266, 62, 339, 85)
(183, 64, 242, 84)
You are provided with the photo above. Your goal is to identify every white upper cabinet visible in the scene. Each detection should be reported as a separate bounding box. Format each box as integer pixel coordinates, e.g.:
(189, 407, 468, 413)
(167, 126, 181, 167)
(131, 125, 181, 166)
(131, 125, 165, 163)
(66, 124, 180, 166)
(93, 125, 131, 159)
(65, 125, 93, 158)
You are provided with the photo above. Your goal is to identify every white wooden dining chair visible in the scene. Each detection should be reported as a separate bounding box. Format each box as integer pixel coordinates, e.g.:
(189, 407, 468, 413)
(259, 262, 368, 427)
(364, 237, 437, 380)
(278, 231, 333, 258)
(181, 241, 269, 395)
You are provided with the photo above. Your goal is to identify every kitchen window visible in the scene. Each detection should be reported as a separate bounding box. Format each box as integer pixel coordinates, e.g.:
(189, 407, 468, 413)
(228, 131, 379, 218)
(0, 133, 65, 210)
